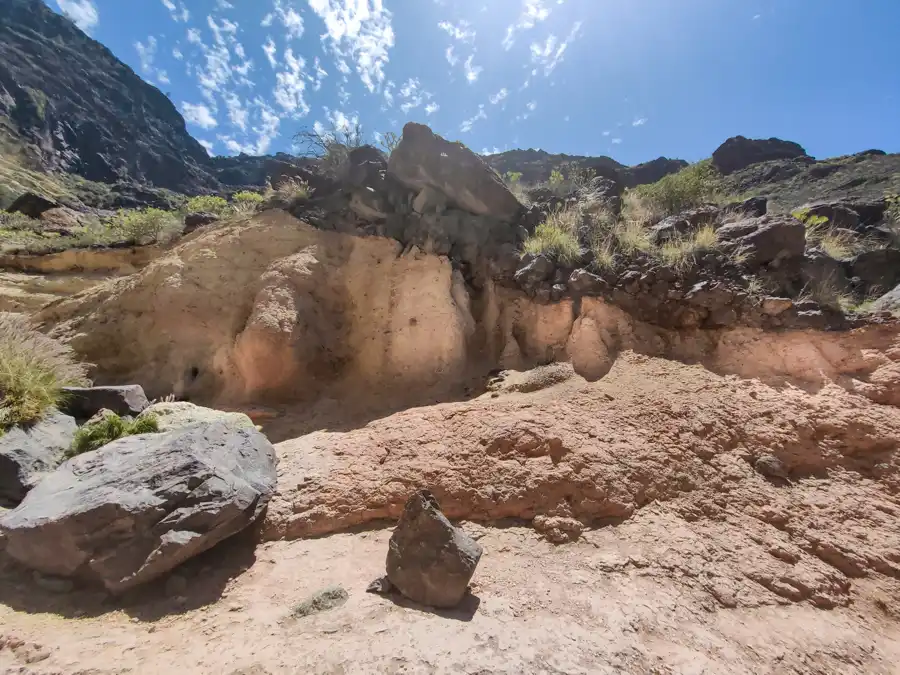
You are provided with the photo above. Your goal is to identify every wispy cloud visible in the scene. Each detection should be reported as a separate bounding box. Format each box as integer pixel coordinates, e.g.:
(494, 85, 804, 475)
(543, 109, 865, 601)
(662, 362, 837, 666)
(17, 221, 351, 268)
(489, 88, 509, 104)
(445, 46, 459, 66)
(198, 139, 215, 154)
(438, 19, 475, 42)
(425, 102, 440, 115)
(612, 138, 622, 144)
(502, 0, 552, 50)
(217, 0, 234, 9)
(273, 0, 304, 40)
(135, 36, 158, 73)
(307, 0, 395, 93)
(398, 77, 435, 114)
(529, 21, 582, 76)
(274, 48, 310, 116)
(464, 54, 483, 83)
(182, 102, 218, 129)
(55, 0, 99, 33)
(263, 37, 277, 68)
(161, 0, 189, 22)
(460, 104, 487, 132)
(632, 117, 647, 126)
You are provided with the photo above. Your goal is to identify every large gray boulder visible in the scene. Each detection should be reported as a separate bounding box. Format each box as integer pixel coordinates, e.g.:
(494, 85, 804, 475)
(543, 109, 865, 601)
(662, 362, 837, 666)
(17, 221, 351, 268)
(711, 136, 810, 175)
(386, 490, 482, 608)
(0, 411, 76, 506)
(717, 215, 806, 266)
(60, 385, 149, 420)
(388, 122, 522, 222)
(0, 420, 277, 593)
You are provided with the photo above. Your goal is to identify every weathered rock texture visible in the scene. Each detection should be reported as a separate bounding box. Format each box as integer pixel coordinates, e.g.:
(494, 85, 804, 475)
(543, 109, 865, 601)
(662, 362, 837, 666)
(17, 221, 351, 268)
(265, 311, 900, 542)
(385, 490, 482, 608)
(0, 410, 75, 505)
(0, 420, 277, 592)
(60, 385, 148, 420)
(712, 136, 811, 175)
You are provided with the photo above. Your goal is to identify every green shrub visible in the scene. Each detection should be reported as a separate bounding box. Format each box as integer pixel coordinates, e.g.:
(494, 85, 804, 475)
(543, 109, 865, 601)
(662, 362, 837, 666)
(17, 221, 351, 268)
(274, 178, 313, 203)
(0, 313, 90, 430)
(67, 411, 159, 458)
(113, 208, 182, 245)
(549, 169, 565, 187)
(186, 195, 230, 215)
(630, 160, 720, 221)
(505, 171, 523, 185)
(522, 207, 581, 265)
(232, 191, 264, 205)
(0, 211, 42, 232)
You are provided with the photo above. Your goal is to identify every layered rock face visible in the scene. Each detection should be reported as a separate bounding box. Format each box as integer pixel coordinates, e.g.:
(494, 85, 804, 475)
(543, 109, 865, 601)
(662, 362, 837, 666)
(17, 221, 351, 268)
(0, 0, 214, 191)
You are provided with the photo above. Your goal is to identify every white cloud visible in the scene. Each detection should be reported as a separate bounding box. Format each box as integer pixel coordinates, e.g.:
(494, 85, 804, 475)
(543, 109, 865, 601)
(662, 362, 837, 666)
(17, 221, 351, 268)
(134, 37, 158, 74)
(438, 20, 475, 42)
(460, 105, 487, 132)
(753, 13, 761, 19)
(198, 139, 215, 155)
(187, 27, 202, 43)
(56, 0, 99, 33)
(173, 46, 184, 59)
(526, 100, 537, 111)
(306, 0, 395, 93)
(425, 102, 440, 115)
(529, 20, 582, 76)
(161, 0, 190, 22)
(602, 130, 611, 136)
(224, 93, 249, 131)
(217, 0, 235, 9)
(382, 80, 395, 108)
(217, 99, 281, 155)
(489, 88, 509, 104)
(261, 12, 275, 26)
(502, 0, 552, 50)
(182, 102, 218, 129)
(273, 48, 310, 116)
(273, 0, 304, 39)
(445, 46, 459, 66)
(311, 57, 328, 91)
(263, 37, 278, 68)
(612, 138, 622, 144)
(326, 108, 358, 134)
(399, 77, 423, 113)
(464, 54, 483, 83)
(632, 117, 647, 126)
(157, 71, 171, 85)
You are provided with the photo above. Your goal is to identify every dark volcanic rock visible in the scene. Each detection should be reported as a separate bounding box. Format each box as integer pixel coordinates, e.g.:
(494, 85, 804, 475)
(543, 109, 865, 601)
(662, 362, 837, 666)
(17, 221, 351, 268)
(849, 248, 900, 294)
(621, 157, 690, 188)
(871, 284, 900, 313)
(60, 385, 149, 421)
(0, 420, 277, 593)
(0, 411, 75, 506)
(722, 196, 768, 219)
(514, 255, 554, 291)
(712, 136, 810, 175)
(717, 215, 806, 266)
(184, 211, 220, 233)
(389, 123, 522, 222)
(386, 490, 482, 608)
(6, 191, 58, 218)
(0, 0, 215, 191)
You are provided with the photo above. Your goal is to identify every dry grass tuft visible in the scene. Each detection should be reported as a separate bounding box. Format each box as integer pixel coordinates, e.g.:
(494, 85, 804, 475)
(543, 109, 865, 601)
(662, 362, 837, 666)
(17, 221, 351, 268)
(274, 178, 313, 203)
(0, 313, 90, 429)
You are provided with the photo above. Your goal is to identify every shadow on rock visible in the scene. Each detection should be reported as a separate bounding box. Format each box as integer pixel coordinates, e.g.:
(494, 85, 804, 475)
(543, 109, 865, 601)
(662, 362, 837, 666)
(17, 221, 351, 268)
(380, 588, 481, 622)
(0, 527, 260, 621)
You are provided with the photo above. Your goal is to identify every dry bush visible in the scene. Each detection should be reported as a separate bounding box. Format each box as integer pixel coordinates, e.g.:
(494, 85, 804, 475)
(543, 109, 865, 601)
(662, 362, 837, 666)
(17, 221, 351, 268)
(274, 178, 313, 203)
(522, 205, 581, 265)
(0, 313, 90, 429)
(294, 121, 364, 176)
(655, 224, 719, 271)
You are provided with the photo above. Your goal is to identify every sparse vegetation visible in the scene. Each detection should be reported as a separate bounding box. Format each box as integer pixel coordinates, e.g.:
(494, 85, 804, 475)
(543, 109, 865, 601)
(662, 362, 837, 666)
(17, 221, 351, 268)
(629, 160, 720, 221)
(186, 195, 230, 216)
(655, 224, 720, 271)
(793, 209, 874, 260)
(0, 211, 43, 232)
(231, 190, 264, 214)
(67, 411, 159, 458)
(294, 120, 365, 176)
(377, 130, 401, 156)
(522, 206, 581, 265)
(113, 208, 182, 245)
(0, 313, 90, 430)
(273, 177, 313, 203)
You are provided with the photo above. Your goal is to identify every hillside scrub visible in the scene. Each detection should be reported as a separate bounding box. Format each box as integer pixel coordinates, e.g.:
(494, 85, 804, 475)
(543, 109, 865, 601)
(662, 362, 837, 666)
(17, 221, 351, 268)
(186, 195, 231, 216)
(522, 206, 581, 265)
(0, 313, 90, 429)
(114, 207, 183, 245)
(629, 160, 721, 222)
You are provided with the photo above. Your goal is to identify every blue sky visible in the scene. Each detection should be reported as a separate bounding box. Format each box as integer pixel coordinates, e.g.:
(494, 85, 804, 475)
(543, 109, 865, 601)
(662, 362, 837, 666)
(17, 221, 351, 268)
(50, 0, 900, 164)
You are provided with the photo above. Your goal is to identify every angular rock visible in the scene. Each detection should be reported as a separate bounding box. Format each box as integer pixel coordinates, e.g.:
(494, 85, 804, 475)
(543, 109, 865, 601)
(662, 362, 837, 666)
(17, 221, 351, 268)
(386, 490, 482, 608)
(650, 206, 720, 244)
(137, 402, 255, 433)
(388, 123, 522, 222)
(0, 420, 277, 592)
(60, 385, 149, 421)
(760, 297, 793, 316)
(514, 255, 554, 291)
(7, 192, 59, 218)
(0, 411, 76, 506)
(349, 187, 391, 220)
(722, 196, 768, 219)
(799, 202, 860, 230)
(567, 268, 608, 295)
(183, 211, 220, 233)
(850, 248, 900, 294)
(871, 284, 900, 313)
(716, 216, 806, 266)
(712, 136, 810, 175)
(684, 281, 735, 311)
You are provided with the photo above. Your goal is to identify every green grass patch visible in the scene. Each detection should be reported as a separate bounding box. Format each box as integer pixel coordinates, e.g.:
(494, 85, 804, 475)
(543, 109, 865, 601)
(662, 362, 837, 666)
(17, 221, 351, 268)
(67, 411, 160, 458)
(0, 313, 90, 430)
(629, 160, 721, 221)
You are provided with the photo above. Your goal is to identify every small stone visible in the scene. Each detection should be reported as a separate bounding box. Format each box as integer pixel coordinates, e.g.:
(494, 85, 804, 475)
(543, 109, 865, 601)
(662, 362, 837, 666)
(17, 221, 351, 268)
(755, 454, 789, 480)
(292, 585, 349, 618)
(366, 576, 394, 595)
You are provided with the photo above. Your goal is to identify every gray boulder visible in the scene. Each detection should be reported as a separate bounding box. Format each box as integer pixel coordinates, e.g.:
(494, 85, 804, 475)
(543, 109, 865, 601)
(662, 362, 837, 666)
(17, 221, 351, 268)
(567, 269, 608, 295)
(60, 385, 149, 420)
(388, 122, 522, 222)
(0, 420, 277, 593)
(850, 248, 900, 294)
(717, 216, 806, 266)
(871, 284, 900, 313)
(711, 136, 810, 175)
(138, 401, 255, 432)
(386, 490, 482, 608)
(0, 411, 76, 506)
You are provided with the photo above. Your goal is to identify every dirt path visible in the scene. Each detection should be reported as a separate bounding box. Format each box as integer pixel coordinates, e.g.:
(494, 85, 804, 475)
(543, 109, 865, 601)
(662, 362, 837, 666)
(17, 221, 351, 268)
(3, 517, 900, 674)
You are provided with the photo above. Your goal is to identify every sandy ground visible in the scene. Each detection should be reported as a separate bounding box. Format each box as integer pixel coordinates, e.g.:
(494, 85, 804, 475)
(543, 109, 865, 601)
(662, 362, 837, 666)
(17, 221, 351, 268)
(3, 520, 900, 675)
